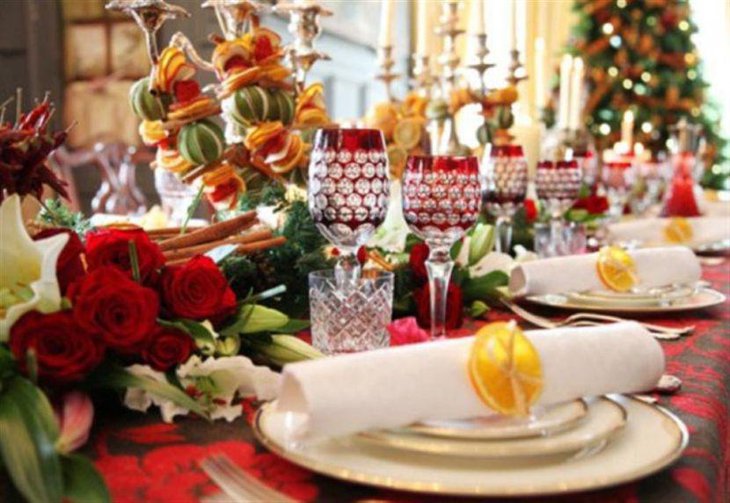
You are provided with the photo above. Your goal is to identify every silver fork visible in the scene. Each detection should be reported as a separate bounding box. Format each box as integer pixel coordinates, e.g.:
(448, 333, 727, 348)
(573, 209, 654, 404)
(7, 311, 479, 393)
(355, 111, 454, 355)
(501, 299, 693, 339)
(200, 454, 295, 503)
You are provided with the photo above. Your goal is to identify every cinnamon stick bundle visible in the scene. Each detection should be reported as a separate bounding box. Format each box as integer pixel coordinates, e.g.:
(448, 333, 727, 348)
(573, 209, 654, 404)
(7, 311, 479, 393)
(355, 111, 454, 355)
(158, 211, 257, 251)
(162, 228, 273, 261)
(164, 235, 287, 266)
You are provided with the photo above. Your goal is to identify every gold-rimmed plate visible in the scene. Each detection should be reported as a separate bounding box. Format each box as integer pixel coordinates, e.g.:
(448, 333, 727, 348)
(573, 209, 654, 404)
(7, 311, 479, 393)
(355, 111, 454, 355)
(253, 395, 688, 497)
(406, 399, 588, 440)
(526, 288, 725, 314)
(357, 398, 624, 459)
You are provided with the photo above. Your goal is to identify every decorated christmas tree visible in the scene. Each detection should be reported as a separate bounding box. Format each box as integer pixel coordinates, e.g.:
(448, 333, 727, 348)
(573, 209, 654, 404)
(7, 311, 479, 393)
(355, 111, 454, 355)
(550, 0, 726, 177)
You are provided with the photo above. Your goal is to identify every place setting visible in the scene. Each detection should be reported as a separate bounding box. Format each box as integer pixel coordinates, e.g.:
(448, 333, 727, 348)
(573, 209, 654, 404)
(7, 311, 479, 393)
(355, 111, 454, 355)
(1, 0, 728, 501)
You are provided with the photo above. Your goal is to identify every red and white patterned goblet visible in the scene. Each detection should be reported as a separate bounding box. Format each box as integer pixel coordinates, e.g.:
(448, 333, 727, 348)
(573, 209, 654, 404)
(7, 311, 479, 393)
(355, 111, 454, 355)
(484, 145, 528, 254)
(402, 155, 482, 339)
(308, 128, 389, 286)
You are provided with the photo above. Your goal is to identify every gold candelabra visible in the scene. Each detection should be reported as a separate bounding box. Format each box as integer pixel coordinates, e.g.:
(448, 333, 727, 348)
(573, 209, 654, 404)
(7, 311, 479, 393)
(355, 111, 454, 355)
(275, 1, 332, 95)
(507, 48, 528, 87)
(376, 45, 401, 103)
(411, 54, 434, 95)
(434, 0, 465, 155)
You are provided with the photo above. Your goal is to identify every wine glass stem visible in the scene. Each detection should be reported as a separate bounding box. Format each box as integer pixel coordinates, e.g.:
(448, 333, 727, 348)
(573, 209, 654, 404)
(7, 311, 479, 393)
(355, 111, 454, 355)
(495, 215, 513, 254)
(334, 249, 361, 291)
(425, 246, 454, 340)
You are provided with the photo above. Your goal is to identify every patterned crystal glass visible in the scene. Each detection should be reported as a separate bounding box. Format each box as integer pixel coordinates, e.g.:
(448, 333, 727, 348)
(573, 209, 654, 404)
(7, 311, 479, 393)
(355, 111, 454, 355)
(535, 160, 582, 220)
(602, 160, 635, 219)
(309, 270, 393, 355)
(402, 155, 482, 339)
(484, 145, 528, 254)
(308, 128, 389, 287)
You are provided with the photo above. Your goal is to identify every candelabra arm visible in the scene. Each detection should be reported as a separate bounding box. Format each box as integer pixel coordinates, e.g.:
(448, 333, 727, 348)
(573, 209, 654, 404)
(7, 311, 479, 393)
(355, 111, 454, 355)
(170, 32, 216, 72)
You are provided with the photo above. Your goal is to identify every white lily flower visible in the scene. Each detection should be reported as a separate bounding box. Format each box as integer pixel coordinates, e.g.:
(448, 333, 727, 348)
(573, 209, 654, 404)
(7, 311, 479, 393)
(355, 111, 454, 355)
(123, 365, 189, 423)
(369, 183, 409, 253)
(468, 251, 515, 278)
(0, 195, 67, 341)
(123, 355, 280, 423)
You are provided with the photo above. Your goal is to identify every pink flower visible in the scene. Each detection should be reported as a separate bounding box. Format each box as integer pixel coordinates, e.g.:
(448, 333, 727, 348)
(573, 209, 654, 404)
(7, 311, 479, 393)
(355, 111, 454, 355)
(55, 391, 94, 453)
(387, 317, 430, 346)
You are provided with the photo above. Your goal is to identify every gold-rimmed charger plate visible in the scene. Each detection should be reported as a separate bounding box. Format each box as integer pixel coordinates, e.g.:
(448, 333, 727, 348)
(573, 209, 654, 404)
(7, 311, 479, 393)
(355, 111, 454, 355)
(526, 288, 725, 314)
(406, 399, 588, 440)
(357, 398, 623, 459)
(253, 395, 688, 497)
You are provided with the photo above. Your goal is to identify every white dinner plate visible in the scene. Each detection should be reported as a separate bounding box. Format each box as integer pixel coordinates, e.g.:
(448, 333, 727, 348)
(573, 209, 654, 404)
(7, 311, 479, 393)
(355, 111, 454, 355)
(253, 395, 688, 497)
(406, 399, 588, 440)
(526, 288, 725, 314)
(567, 285, 696, 307)
(357, 398, 624, 459)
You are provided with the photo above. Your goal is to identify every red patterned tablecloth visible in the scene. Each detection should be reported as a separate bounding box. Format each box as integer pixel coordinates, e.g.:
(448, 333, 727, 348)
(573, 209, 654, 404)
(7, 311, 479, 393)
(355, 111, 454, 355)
(82, 263, 729, 503)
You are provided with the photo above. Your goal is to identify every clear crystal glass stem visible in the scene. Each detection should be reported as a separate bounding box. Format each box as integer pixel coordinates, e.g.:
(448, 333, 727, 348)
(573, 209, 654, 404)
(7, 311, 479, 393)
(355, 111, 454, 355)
(425, 245, 454, 340)
(495, 215, 513, 254)
(334, 247, 361, 291)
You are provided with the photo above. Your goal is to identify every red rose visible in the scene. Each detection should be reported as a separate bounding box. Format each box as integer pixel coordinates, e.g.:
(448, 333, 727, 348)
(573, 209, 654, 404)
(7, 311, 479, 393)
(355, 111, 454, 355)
(85, 228, 165, 283)
(160, 256, 237, 323)
(143, 326, 195, 371)
(69, 267, 159, 355)
(586, 195, 609, 215)
(9, 311, 104, 386)
(413, 283, 464, 330)
(523, 199, 538, 222)
(33, 228, 86, 294)
(409, 243, 430, 283)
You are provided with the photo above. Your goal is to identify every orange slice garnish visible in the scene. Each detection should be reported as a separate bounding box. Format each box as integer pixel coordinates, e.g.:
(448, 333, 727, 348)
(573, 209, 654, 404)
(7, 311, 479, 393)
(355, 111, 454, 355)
(663, 217, 693, 243)
(596, 246, 638, 292)
(468, 321, 543, 417)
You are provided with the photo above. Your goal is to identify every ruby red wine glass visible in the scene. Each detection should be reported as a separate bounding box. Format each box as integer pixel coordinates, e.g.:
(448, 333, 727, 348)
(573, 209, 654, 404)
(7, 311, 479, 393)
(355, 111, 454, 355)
(402, 155, 482, 339)
(484, 145, 528, 254)
(308, 128, 389, 286)
(535, 159, 582, 220)
(602, 160, 635, 219)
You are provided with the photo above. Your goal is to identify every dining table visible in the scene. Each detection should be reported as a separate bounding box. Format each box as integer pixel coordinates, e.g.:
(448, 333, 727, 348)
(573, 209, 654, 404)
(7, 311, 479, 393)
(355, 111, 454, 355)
(65, 260, 729, 502)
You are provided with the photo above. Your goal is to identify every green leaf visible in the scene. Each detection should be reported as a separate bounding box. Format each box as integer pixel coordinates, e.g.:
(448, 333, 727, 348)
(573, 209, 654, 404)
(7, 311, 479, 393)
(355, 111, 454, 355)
(61, 454, 110, 503)
(159, 319, 217, 355)
(468, 300, 490, 318)
(252, 335, 324, 366)
(274, 318, 310, 334)
(180, 185, 205, 235)
(0, 346, 16, 381)
(450, 239, 463, 260)
(468, 224, 495, 265)
(461, 270, 509, 302)
(221, 304, 289, 336)
(128, 240, 141, 283)
(0, 377, 63, 503)
(92, 365, 208, 419)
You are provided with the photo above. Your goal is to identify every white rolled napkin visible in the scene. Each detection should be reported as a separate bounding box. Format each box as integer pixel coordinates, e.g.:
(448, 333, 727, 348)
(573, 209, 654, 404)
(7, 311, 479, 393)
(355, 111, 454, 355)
(508, 246, 701, 298)
(277, 322, 664, 440)
(608, 217, 730, 247)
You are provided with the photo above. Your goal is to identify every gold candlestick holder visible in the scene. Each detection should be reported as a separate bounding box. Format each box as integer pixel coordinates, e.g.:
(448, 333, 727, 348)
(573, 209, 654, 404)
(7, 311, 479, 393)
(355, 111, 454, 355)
(275, 1, 332, 94)
(412, 54, 434, 95)
(203, 0, 270, 40)
(507, 48, 528, 87)
(435, 0, 464, 96)
(106, 0, 190, 65)
(376, 45, 400, 102)
(434, 0, 464, 155)
(466, 33, 494, 145)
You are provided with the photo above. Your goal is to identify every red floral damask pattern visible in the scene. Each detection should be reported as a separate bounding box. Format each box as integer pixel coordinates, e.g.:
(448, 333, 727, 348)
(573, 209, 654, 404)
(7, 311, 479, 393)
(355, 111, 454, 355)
(90, 263, 730, 503)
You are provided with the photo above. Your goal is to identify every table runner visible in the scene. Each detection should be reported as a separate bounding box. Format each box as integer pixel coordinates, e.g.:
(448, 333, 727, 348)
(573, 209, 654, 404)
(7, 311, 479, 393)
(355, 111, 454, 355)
(67, 262, 729, 502)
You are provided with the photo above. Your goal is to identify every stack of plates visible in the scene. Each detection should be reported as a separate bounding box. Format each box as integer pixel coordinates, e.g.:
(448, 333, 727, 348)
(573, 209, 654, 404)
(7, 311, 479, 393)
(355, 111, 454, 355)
(527, 283, 725, 313)
(254, 395, 688, 497)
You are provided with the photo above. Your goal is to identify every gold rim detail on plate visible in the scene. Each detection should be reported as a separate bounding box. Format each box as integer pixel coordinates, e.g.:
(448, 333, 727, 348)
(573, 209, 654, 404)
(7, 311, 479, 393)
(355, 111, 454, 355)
(252, 396, 689, 497)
